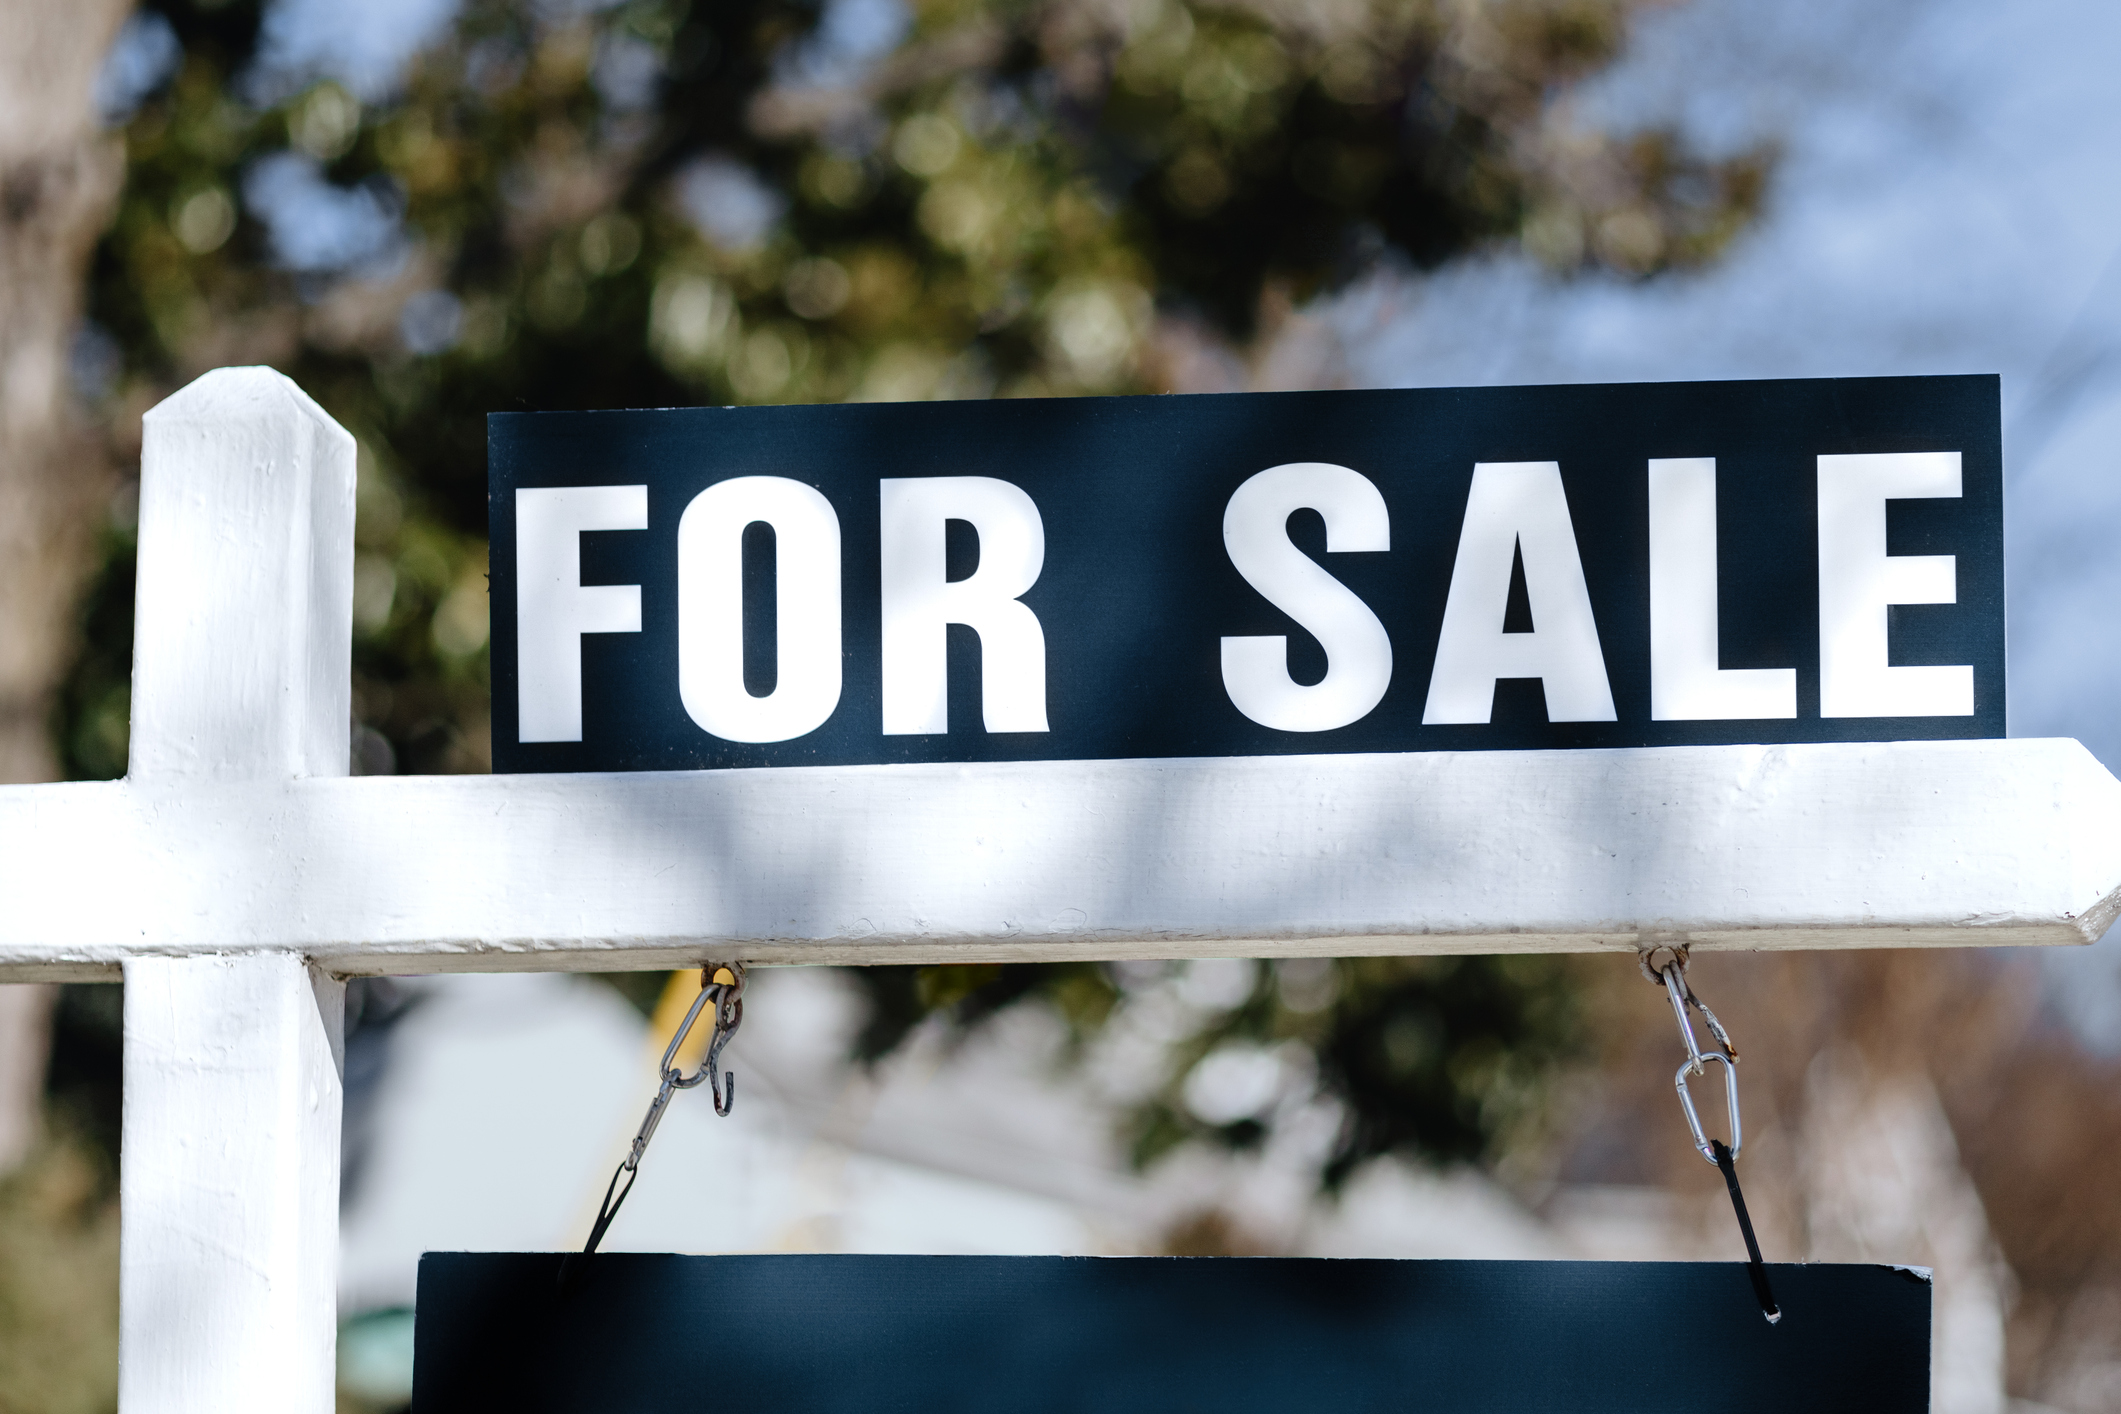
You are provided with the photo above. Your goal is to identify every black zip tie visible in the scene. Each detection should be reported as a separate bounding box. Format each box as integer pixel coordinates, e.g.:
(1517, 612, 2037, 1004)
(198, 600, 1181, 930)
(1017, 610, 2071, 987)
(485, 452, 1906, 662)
(583, 1160, 637, 1256)
(1710, 1139, 1781, 1324)
(558, 1162, 637, 1293)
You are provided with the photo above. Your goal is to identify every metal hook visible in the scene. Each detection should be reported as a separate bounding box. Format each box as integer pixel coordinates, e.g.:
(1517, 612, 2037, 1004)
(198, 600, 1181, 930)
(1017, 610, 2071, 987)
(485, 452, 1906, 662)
(702, 965, 744, 1116)
(574, 961, 748, 1260)
(1642, 943, 1739, 1064)
(1641, 945, 1743, 1165)
(1660, 961, 1706, 1072)
(667, 963, 744, 1114)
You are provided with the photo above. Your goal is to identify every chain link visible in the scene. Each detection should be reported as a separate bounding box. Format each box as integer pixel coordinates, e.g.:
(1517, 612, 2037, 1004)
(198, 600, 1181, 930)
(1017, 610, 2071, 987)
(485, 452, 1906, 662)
(1640, 945, 1779, 1322)
(1642, 945, 1742, 1166)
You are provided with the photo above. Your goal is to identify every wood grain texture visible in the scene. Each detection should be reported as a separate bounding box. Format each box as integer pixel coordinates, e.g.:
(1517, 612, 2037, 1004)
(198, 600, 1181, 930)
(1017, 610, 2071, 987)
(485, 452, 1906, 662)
(3, 738, 2116, 980)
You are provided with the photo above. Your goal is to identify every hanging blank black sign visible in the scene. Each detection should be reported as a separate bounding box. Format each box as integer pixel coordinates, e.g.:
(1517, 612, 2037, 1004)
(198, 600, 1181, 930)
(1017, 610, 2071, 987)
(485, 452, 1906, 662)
(412, 1252, 1931, 1412)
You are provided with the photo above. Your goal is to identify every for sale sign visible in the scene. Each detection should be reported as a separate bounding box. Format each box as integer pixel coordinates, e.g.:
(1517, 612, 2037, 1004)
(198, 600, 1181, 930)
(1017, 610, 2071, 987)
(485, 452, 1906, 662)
(489, 375, 2001, 773)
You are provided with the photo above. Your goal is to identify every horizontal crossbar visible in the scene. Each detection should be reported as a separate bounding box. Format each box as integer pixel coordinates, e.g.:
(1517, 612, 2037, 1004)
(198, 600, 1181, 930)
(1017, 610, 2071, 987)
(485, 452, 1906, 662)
(4, 739, 2116, 981)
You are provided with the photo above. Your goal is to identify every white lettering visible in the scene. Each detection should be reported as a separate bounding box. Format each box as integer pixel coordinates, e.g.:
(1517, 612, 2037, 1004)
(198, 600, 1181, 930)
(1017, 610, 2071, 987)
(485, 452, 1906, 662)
(1649, 457, 1796, 720)
(677, 476, 843, 743)
(879, 477, 1049, 734)
(1423, 462, 1616, 724)
(1219, 463, 1393, 732)
(1818, 451, 1971, 717)
(515, 485, 646, 743)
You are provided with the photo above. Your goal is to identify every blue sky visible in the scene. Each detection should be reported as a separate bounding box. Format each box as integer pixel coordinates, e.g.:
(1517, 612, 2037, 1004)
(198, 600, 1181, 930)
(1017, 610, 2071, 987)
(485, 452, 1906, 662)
(249, 0, 461, 101)
(1323, 0, 2121, 764)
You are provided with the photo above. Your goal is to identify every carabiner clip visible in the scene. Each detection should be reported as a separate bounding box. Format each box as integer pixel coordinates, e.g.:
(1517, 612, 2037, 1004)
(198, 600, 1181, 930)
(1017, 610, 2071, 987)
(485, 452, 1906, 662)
(1674, 1049, 1741, 1166)
(573, 962, 748, 1265)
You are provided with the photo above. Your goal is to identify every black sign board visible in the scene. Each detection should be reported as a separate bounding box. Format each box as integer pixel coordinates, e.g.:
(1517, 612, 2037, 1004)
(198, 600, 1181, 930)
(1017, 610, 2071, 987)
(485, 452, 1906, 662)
(489, 375, 2001, 773)
(413, 1252, 1931, 1412)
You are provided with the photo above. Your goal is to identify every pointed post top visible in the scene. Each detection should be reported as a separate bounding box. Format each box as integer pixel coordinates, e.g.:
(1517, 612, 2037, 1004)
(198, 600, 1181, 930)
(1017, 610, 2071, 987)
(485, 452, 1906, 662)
(140, 364, 349, 434)
(129, 367, 357, 782)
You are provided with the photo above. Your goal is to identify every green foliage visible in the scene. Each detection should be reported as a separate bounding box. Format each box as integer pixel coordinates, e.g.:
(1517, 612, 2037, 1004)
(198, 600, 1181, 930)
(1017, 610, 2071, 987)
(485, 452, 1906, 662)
(847, 961, 1120, 1063)
(862, 955, 1583, 1187)
(1126, 956, 1583, 1186)
(61, 0, 1762, 1188)
(52, 526, 135, 785)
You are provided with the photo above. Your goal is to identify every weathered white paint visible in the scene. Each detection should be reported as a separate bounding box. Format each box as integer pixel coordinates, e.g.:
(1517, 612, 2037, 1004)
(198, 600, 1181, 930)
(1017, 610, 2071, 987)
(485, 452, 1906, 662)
(112, 368, 354, 1414)
(0, 737, 2116, 981)
(120, 954, 343, 1414)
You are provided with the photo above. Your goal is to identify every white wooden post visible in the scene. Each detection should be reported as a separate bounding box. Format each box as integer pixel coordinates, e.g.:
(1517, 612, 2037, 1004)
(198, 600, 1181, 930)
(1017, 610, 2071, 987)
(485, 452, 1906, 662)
(117, 368, 355, 1414)
(120, 956, 345, 1414)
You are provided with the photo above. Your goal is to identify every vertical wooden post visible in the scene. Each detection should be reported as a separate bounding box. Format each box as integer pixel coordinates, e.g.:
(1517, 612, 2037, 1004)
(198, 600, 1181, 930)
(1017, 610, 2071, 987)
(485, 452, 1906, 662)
(119, 367, 356, 1413)
(119, 956, 345, 1413)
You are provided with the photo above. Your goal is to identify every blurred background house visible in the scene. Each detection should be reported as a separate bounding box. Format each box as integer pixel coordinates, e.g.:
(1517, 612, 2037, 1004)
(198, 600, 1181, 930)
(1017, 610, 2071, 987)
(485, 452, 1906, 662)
(2, 0, 2120, 1411)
